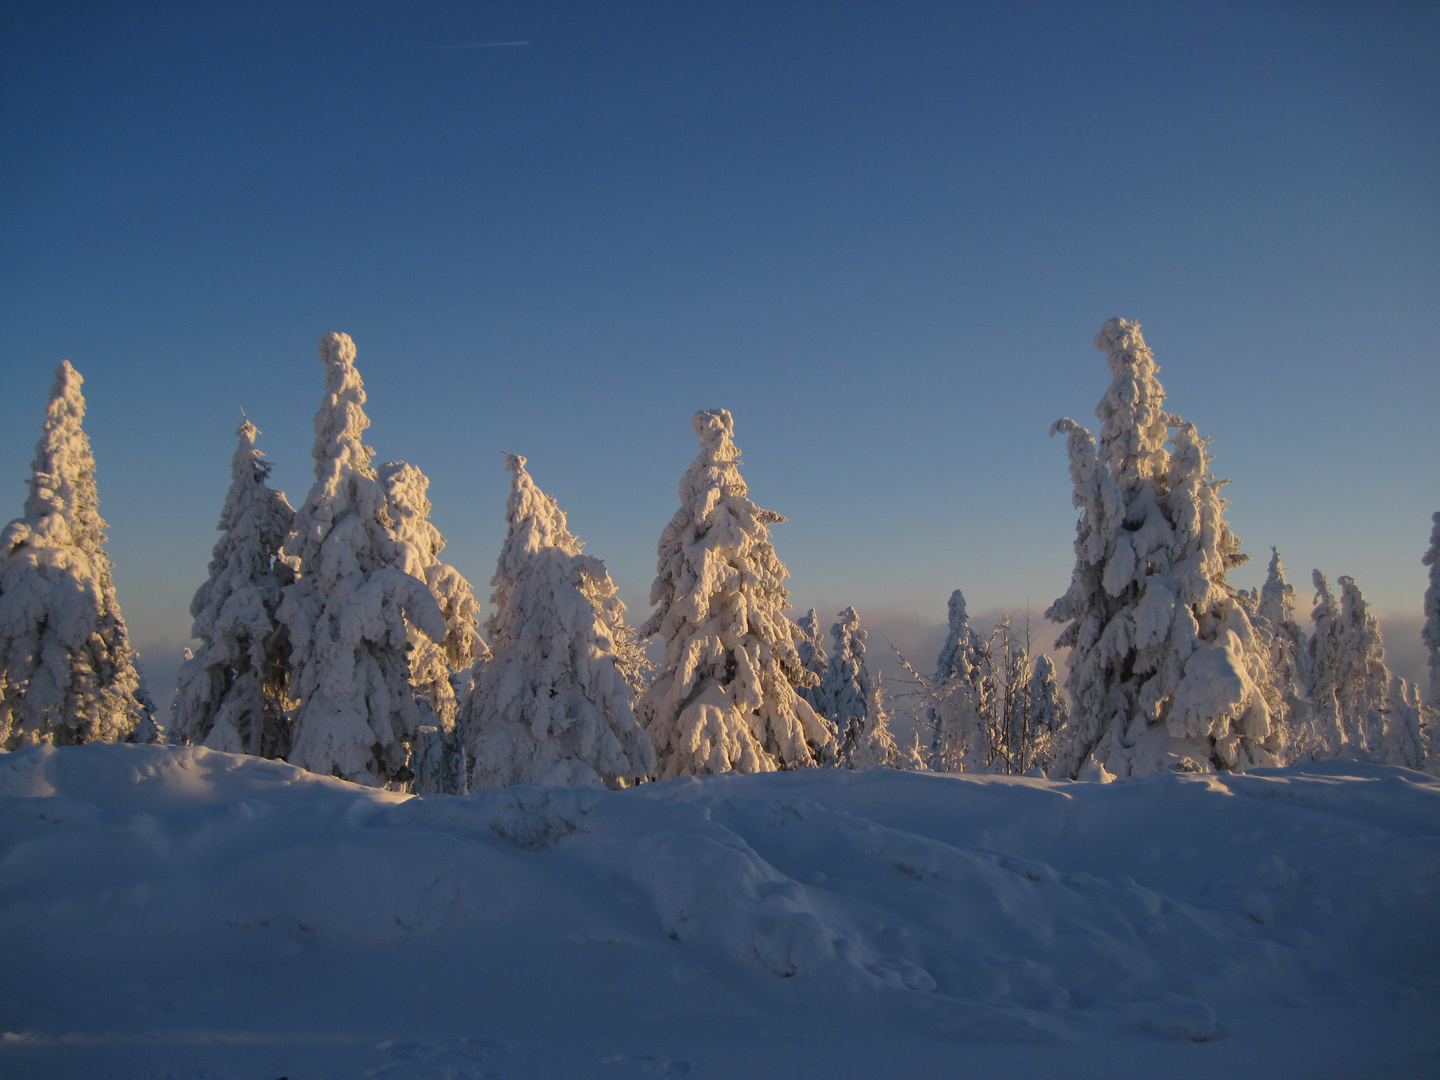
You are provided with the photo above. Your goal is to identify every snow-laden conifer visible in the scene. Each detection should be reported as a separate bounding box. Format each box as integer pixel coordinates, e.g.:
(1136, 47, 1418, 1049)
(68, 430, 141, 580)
(276, 333, 445, 787)
(379, 462, 487, 724)
(928, 589, 988, 772)
(821, 606, 870, 735)
(1024, 653, 1068, 775)
(1255, 548, 1309, 758)
(1301, 571, 1346, 760)
(172, 419, 295, 756)
(466, 454, 653, 791)
(1424, 512, 1440, 709)
(935, 590, 982, 685)
(1381, 674, 1425, 770)
(378, 461, 488, 794)
(1306, 570, 1390, 760)
(1046, 319, 1276, 778)
(0, 362, 155, 749)
(795, 608, 828, 713)
(838, 673, 902, 770)
(637, 409, 833, 777)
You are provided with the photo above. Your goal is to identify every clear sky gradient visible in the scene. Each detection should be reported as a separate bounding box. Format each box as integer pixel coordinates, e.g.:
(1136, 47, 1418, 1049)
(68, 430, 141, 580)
(2, 1, 1436, 701)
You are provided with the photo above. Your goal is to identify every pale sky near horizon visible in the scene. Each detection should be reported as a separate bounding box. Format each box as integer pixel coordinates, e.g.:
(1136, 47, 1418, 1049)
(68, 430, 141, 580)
(1, 1, 1437, 703)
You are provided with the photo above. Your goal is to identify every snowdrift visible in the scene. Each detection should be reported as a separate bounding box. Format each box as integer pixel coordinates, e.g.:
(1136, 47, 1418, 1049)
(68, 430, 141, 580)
(1, 745, 1437, 1079)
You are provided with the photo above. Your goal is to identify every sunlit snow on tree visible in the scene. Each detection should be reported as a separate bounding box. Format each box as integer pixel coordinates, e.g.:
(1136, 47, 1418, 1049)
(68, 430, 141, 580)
(379, 460, 487, 794)
(637, 409, 833, 777)
(0, 362, 155, 748)
(276, 333, 444, 788)
(927, 589, 987, 772)
(465, 454, 652, 791)
(1046, 319, 1277, 779)
(1304, 569, 1415, 766)
(171, 419, 296, 757)
(1252, 548, 1310, 758)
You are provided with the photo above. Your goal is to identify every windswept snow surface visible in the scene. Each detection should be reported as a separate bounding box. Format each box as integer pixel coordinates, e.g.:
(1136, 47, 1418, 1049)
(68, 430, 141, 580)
(1, 746, 1437, 1079)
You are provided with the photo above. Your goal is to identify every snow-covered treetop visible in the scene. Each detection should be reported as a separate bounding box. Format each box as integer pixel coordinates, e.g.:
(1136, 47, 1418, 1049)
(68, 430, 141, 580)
(21, 360, 106, 562)
(285, 332, 389, 577)
(824, 606, 870, 729)
(190, 419, 295, 624)
(491, 452, 584, 581)
(934, 589, 979, 683)
(1094, 317, 1170, 491)
(379, 459, 487, 679)
(1167, 419, 1249, 599)
(1259, 548, 1297, 629)
(797, 609, 826, 675)
(1311, 569, 1336, 632)
(487, 452, 590, 642)
(640, 409, 788, 644)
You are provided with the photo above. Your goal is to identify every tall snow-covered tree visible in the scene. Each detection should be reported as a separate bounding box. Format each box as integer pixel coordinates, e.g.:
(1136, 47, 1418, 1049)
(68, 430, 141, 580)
(821, 606, 870, 736)
(171, 419, 296, 757)
(378, 460, 487, 794)
(0, 361, 155, 749)
(1424, 512, 1440, 709)
(1306, 570, 1390, 760)
(276, 333, 445, 788)
(465, 454, 654, 791)
(795, 608, 828, 713)
(1254, 548, 1309, 758)
(637, 409, 833, 777)
(1046, 318, 1277, 779)
(928, 589, 988, 772)
(1302, 570, 1347, 761)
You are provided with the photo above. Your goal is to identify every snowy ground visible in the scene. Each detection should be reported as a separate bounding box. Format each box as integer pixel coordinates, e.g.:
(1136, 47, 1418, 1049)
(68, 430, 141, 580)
(1, 746, 1437, 1080)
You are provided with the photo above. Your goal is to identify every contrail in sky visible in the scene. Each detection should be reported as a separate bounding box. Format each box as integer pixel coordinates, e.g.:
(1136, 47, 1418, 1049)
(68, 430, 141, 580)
(434, 40, 530, 49)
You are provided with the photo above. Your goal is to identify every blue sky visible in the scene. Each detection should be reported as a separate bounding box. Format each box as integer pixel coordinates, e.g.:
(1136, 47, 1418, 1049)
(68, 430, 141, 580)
(2, 1, 1436, 698)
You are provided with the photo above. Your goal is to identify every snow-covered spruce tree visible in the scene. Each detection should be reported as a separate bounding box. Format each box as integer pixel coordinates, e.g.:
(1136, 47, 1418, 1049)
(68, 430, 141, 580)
(1255, 548, 1309, 759)
(1424, 512, 1440, 709)
(838, 673, 902, 770)
(379, 461, 487, 725)
(821, 606, 870, 736)
(928, 589, 988, 772)
(1306, 570, 1390, 760)
(276, 333, 445, 788)
(379, 460, 488, 794)
(465, 454, 654, 791)
(0, 361, 155, 749)
(1046, 318, 1277, 779)
(795, 608, 828, 713)
(1381, 674, 1425, 770)
(1301, 571, 1347, 760)
(1025, 653, 1068, 775)
(637, 409, 833, 777)
(171, 419, 296, 757)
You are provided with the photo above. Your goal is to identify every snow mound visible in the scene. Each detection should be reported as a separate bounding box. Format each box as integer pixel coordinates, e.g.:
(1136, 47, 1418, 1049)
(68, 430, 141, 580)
(1, 745, 1437, 1078)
